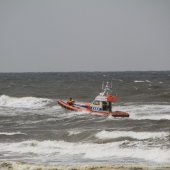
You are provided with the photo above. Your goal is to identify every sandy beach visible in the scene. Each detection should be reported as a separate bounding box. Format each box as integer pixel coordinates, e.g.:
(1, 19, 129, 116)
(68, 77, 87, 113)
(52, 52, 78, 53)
(0, 162, 170, 170)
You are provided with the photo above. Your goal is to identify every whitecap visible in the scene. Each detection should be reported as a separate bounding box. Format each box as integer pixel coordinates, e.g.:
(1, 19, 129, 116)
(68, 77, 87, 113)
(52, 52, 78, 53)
(0, 95, 52, 108)
(0, 132, 26, 136)
(134, 80, 145, 83)
(0, 140, 170, 163)
(112, 104, 170, 120)
(95, 130, 169, 140)
(68, 130, 82, 136)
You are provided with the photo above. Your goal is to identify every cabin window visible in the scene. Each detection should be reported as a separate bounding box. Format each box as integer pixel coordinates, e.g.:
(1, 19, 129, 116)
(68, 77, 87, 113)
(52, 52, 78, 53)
(102, 101, 108, 111)
(93, 100, 100, 105)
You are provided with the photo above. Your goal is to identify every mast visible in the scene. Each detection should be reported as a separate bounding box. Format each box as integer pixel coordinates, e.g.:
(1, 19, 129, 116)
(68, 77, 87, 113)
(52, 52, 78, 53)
(101, 81, 112, 96)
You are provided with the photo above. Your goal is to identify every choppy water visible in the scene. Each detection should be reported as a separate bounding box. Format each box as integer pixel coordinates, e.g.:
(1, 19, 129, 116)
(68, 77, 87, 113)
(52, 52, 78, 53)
(0, 72, 170, 165)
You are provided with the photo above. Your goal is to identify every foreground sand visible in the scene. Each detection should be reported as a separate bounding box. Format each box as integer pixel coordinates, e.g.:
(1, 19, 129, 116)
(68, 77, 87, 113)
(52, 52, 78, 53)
(0, 161, 170, 170)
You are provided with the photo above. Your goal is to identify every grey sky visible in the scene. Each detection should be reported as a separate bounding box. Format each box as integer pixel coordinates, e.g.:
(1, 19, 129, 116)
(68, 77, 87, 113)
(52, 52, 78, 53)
(0, 0, 170, 72)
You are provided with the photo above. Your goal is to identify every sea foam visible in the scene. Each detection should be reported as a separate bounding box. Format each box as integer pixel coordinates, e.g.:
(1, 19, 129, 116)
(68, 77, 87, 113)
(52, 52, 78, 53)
(0, 140, 170, 163)
(95, 130, 169, 140)
(112, 104, 170, 120)
(0, 95, 51, 108)
(0, 132, 26, 136)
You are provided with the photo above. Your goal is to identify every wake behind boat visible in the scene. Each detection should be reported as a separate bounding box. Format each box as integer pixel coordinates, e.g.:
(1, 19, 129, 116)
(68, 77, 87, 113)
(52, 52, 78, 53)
(58, 82, 129, 117)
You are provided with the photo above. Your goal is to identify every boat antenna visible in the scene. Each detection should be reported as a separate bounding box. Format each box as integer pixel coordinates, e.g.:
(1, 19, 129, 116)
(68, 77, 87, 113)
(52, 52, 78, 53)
(102, 81, 104, 90)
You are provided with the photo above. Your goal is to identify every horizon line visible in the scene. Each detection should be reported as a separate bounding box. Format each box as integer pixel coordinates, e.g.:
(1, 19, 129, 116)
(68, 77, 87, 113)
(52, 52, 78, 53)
(0, 70, 170, 73)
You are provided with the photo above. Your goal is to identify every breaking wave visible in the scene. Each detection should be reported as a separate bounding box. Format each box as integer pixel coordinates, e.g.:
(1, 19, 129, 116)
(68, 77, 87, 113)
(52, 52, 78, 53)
(0, 140, 170, 163)
(95, 130, 169, 140)
(134, 80, 151, 83)
(0, 132, 26, 136)
(112, 104, 170, 120)
(0, 95, 52, 108)
(68, 130, 82, 136)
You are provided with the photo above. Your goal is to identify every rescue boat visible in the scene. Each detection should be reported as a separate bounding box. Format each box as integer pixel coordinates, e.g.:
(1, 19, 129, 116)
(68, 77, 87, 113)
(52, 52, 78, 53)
(58, 82, 129, 117)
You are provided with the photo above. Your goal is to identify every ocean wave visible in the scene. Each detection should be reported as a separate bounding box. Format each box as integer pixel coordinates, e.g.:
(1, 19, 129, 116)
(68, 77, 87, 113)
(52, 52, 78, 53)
(92, 103, 169, 121)
(0, 140, 170, 163)
(134, 80, 151, 83)
(0, 132, 26, 136)
(112, 104, 170, 120)
(68, 130, 82, 136)
(95, 130, 169, 140)
(57, 110, 88, 119)
(0, 95, 52, 108)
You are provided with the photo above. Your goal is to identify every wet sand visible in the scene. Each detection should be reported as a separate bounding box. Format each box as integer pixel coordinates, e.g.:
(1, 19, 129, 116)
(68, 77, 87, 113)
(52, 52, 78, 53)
(0, 161, 170, 170)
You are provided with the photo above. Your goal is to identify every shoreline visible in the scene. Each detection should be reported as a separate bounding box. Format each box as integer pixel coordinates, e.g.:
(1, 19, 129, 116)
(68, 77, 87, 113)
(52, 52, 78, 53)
(1, 161, 170, 170)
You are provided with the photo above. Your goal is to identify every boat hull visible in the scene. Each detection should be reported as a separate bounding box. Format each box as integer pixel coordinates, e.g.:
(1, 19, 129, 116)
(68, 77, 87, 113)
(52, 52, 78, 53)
(58, 100, 129, 118)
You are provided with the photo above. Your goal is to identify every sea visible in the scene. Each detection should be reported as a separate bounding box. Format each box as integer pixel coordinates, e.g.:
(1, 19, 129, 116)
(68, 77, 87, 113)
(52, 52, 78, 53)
(0, 71, 170, 168)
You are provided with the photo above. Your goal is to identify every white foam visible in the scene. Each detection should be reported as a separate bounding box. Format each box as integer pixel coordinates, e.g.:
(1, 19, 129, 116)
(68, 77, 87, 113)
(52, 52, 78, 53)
(0, 140, 170, 163)
(112, 104, 170, 120)
(145, 80, 151, 83)
(134, 80, 151, 83)
(68, 130, 82, 136)
(95, 130, 169, 140)
(83, 142, 170, 163)
(0, 95, 51, 108)
(0, 132, 26, 136)
(134, 80, 145, 83)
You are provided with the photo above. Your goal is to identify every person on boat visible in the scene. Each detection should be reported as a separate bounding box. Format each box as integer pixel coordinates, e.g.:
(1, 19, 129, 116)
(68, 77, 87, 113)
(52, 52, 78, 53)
(67, 97, 75, 105)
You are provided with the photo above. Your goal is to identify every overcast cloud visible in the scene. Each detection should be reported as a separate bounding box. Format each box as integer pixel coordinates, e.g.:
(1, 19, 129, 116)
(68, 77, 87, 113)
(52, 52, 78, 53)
(0, 0, 170, 72)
